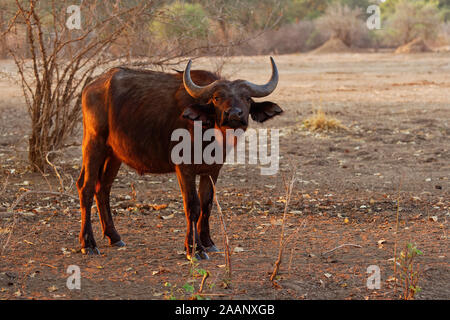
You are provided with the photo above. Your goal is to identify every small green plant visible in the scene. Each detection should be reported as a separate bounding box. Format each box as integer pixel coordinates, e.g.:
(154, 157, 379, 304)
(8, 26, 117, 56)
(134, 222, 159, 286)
(186, 256, 210, 300)
(164, 256, 210, 300)
(398, 243, 423, 300)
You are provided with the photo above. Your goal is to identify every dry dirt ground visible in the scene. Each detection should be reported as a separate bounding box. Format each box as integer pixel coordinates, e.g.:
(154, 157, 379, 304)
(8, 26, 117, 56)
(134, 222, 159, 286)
(0, 53, 448, 300)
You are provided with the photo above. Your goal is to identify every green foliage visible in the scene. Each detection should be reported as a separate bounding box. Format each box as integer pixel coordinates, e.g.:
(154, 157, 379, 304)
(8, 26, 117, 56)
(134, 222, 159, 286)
(284, 0, 329, 21)
(438, 0, 450, 20)
(151, 1, 210, 40)
(336, 0, 372, 10)
(182, 283, 195, 294)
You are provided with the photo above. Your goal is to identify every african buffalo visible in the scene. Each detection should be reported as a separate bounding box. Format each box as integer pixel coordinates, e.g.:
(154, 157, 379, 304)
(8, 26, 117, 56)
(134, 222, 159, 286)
(77, 57, 283, 260)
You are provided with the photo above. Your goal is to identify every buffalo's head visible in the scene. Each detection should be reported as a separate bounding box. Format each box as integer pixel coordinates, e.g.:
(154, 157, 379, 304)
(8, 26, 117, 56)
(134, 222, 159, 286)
(182, 57, 283, 130)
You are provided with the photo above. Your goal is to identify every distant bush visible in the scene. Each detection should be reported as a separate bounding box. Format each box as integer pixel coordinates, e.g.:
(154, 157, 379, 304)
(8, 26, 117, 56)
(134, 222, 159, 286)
(384, 0, 442, 46)
(315, 2, 367, 47)
(237, 21, 323, 55)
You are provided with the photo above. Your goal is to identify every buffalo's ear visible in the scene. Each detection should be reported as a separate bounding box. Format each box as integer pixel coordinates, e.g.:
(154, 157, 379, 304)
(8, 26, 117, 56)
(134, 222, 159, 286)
(250, 101, 283, 123)
(182, 104, 215, 127)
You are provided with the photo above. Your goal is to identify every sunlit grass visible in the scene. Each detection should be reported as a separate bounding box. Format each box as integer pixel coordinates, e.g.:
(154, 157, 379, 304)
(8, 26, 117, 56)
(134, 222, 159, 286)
(302, 108, 347, 132)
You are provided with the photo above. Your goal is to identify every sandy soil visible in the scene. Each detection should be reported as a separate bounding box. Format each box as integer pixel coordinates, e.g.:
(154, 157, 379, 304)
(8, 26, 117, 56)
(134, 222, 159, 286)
(0, 52, 449, 300)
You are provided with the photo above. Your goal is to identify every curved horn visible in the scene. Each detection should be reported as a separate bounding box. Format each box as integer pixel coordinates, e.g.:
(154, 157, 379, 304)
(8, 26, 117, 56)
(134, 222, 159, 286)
(183, 60, 217, 100)
(243, 57, 279, 97)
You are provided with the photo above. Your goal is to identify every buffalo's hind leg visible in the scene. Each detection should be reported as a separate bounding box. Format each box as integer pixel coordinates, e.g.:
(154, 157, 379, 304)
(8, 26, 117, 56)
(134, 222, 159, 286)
(198, 174, 220, 253)
(77, 138, 107, 255)
(94, 153, 124, 248)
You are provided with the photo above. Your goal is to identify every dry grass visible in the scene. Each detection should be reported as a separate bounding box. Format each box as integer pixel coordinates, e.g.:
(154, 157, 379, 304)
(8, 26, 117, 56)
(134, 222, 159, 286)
(302, 108, 347, 132)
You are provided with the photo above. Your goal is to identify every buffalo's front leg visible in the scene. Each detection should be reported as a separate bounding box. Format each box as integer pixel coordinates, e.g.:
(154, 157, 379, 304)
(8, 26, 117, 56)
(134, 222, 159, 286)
(198, 173, 220, 253)
(175, 166, 208, 260)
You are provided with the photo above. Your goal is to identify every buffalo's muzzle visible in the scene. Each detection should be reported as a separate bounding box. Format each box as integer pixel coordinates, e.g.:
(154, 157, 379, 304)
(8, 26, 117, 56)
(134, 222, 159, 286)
(222, 108, 247, 128)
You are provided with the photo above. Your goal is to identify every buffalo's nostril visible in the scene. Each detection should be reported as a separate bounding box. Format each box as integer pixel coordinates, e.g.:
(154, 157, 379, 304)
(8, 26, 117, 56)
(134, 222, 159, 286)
(228, 109, 243, 121)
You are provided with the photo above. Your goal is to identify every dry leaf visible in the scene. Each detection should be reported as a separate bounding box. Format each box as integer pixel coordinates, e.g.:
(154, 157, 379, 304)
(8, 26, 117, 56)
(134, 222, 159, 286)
(152, 204, 168, 210)
(47, 285, 58, 292)
(270, 217, 283, 226)
(161, 213, 174, 220)
(233, 247, 244, 253)
(386, 276, 397, 282)
(0, 228, 11, 235)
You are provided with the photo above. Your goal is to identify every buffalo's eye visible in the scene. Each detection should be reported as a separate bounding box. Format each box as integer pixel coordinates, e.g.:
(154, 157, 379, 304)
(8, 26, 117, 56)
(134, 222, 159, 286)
(214, 96, 220, 102)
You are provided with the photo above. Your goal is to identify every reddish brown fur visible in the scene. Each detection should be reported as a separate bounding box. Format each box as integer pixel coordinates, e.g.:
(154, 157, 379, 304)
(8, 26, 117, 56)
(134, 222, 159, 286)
(76, 66, 282, 258)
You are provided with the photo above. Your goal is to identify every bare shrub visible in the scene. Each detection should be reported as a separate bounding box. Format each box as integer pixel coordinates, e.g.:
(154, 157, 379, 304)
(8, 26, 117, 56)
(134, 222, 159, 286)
(315, 2, 367, 47)
(1, 0, 154, 170)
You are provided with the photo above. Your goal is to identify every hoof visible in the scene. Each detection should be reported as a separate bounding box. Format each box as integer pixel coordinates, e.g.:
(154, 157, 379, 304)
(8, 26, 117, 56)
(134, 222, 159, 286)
(205, 245, 220, 253)
(81, 247, 101, 255)
(111, 240, 126, 247)
(187, 251, 210, 261)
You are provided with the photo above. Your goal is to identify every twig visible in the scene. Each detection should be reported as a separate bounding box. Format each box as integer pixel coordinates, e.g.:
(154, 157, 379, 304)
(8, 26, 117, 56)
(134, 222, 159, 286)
(198, 271, 210, 294)
(393, 175, 404, 296)
(209, 176, 231, 280)
(46, 151, 65, 192)
(321, 243, 362, 256)
(1, 172, 9, 194)
(270, 173, 296, 282)
(287, 247, 295, 277)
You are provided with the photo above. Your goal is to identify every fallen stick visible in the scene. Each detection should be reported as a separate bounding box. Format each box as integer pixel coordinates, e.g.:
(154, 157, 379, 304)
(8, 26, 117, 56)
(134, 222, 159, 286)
(321, 243, 362, 256)
(209, 176, 232, 280)
(198, 271, 210, 294)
